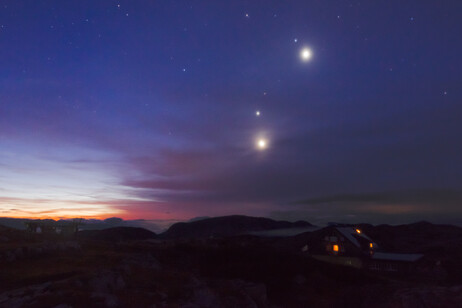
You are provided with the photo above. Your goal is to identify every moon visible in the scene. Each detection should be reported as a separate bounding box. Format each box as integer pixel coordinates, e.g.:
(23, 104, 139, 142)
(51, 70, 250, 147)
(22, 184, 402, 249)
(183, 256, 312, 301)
(257, 138, 267, 150)
(256, 110, 261, 116)
(300, 47, 313, 61)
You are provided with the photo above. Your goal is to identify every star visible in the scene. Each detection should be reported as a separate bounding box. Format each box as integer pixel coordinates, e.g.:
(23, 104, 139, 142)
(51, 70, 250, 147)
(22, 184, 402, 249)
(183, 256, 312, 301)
(294, 38, 298, 43)
(245, 13, 249, 18)
(256, 110, 261, 116)
(300, 47, 313, 62)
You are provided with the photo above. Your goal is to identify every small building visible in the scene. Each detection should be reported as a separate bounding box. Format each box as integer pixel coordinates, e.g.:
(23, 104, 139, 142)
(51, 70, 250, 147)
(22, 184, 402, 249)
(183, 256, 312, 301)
(306, 225, 423, 272)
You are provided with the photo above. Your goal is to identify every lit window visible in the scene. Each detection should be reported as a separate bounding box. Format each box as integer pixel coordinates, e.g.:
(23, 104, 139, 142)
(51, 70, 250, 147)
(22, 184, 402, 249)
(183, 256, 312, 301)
(369, 243, 373, 248)
(333, 244, 339, 252)
(356, 229, 361, 234)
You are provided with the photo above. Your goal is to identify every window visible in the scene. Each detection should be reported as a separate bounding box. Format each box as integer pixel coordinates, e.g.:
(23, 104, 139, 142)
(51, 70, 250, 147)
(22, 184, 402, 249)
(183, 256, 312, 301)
(333, 244, 339, 252)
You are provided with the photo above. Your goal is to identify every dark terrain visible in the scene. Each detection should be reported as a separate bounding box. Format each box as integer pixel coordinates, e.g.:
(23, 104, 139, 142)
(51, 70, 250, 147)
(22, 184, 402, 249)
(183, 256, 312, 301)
(0, 216, 461, 307)
(160, 215, 312, 239)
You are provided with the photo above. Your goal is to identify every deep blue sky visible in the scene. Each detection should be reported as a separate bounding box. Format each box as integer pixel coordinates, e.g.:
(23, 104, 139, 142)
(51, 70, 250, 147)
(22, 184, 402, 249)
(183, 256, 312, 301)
(1, 1, 461, 224)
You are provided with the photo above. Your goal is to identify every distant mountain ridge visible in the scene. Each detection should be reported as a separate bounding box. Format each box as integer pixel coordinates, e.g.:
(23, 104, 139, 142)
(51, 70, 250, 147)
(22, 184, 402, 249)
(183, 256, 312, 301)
(161, 215, 312, 239)
(0, 217, 171, 233)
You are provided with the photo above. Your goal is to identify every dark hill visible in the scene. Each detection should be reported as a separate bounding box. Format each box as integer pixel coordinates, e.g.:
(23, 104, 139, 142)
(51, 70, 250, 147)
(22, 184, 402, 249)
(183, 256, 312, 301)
(356, 221, 462, 253)
(75, 227, 156, 242)
(0, 224, 36, 243)
(161, 215, 312, 239)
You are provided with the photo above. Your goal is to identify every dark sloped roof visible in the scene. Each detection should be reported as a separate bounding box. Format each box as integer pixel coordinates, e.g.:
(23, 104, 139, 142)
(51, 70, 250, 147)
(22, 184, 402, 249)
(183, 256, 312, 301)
(335, 227, 376, 248)
(372, 252, 423, 262)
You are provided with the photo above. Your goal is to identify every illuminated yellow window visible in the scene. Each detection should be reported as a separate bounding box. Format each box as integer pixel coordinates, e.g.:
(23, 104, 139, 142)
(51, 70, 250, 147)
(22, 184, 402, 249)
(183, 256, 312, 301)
(356, 229, 361, 234)
(369, 243, 373, 248)
(333, 244, 339, 252)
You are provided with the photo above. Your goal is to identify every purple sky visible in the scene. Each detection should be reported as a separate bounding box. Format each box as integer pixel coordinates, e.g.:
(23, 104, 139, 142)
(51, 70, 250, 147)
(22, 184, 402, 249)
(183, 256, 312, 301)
(1, 1, 461, 224)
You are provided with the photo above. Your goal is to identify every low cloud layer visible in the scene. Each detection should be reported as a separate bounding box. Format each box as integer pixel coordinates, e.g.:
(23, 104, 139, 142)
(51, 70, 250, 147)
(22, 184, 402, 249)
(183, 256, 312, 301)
(270, 189, 462, 226)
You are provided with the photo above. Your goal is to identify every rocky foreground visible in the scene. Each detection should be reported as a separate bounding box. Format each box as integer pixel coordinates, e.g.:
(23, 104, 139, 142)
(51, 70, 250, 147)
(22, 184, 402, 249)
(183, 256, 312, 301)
(0, 221, 461, 307)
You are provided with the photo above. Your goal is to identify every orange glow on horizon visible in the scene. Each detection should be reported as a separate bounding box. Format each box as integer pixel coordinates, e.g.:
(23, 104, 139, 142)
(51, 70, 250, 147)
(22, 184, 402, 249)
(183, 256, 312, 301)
(0, 213, 120, 221)
(0, 204, 191, 222)
(0, 210, 178, 221)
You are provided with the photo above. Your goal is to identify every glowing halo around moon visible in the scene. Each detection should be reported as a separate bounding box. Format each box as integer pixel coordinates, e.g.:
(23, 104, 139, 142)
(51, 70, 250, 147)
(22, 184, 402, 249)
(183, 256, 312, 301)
(300, 47, 313, 62)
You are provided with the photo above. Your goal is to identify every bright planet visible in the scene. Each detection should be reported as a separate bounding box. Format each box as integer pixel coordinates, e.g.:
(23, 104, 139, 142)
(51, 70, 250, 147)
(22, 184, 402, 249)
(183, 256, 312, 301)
(300, 47, 312, 61)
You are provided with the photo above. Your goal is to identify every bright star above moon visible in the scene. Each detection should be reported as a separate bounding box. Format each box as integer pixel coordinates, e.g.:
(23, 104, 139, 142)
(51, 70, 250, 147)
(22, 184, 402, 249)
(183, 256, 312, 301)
(300, 47, 313, 62)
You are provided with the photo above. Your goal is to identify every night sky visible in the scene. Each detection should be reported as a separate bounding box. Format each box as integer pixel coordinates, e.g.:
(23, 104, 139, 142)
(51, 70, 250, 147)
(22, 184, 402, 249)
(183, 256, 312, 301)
(1, 1, 461, 225)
